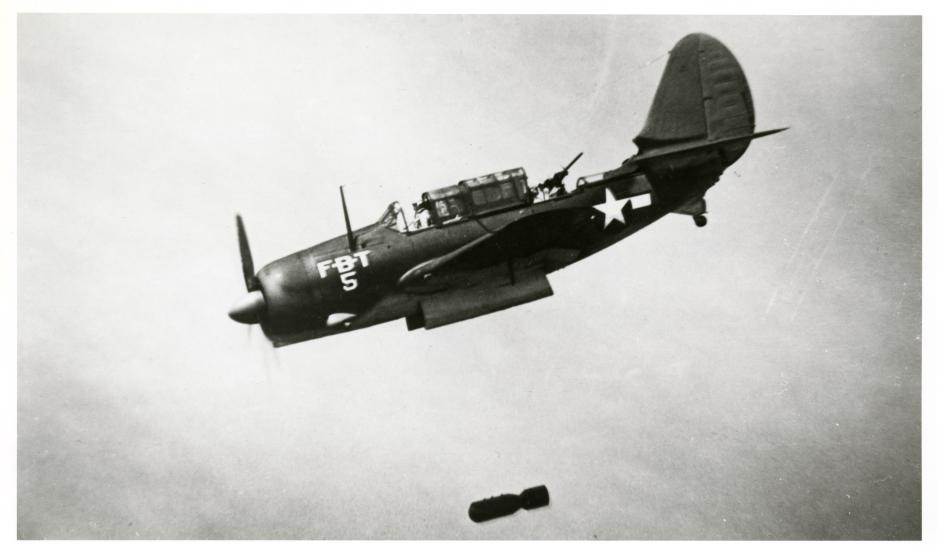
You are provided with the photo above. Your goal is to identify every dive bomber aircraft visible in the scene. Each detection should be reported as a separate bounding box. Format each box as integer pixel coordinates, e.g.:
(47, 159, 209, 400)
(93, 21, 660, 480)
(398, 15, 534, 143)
(228, 33, 786, 347)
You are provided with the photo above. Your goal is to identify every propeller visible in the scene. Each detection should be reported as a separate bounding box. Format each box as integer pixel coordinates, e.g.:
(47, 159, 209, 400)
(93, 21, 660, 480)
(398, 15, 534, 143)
(236, 213, 260, 291)
(229, 214, 266, 324)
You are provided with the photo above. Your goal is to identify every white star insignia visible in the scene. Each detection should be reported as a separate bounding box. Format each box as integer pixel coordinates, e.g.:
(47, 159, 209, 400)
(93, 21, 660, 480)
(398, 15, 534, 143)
(593, 188, 629, 228)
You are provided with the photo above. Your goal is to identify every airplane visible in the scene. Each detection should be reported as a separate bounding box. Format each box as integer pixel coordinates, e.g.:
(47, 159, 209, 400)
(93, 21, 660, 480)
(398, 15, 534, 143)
(227, 33, 786, 347)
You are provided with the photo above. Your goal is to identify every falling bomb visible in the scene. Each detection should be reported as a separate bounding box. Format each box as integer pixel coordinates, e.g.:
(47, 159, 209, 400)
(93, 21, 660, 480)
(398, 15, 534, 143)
(469, 485, 550, 523)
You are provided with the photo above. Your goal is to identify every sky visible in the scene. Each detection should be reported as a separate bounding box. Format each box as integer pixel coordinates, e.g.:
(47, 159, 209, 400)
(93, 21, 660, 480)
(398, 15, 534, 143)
(17, 15, 921, 539)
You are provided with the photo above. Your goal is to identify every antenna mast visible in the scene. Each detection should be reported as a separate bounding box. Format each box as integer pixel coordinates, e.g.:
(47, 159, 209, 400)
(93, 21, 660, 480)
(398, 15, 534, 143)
(340, 186, 356, 251)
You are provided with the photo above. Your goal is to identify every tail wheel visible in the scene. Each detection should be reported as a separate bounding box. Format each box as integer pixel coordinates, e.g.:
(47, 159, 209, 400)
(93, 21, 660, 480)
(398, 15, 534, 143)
(693, 214, 708, 228)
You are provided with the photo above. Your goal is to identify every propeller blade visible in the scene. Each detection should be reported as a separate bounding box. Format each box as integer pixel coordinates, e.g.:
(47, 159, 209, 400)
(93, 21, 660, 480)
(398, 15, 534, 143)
(236, 214, 259, 291)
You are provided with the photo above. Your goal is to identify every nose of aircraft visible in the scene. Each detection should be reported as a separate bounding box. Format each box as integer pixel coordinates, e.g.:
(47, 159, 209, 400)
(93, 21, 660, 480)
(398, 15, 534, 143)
(228, 289, 266, 324)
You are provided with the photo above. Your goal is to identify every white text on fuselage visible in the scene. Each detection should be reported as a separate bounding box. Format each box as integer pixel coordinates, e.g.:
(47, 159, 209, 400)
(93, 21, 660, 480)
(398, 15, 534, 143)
(316, 251, 372, 291)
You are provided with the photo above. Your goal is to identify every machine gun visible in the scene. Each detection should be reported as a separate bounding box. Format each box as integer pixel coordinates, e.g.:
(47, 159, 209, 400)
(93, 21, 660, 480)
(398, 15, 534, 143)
(537, 152, 583, 197)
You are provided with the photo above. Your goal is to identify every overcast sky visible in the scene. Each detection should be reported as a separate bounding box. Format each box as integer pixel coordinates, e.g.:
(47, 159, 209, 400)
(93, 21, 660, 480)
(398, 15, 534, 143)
(18, 15, 920, 539)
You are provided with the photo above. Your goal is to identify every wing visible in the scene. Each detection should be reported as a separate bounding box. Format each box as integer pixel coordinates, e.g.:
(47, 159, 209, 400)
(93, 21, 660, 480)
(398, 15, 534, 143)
(418, 268, 555, 329)
(398, 208, 593, 290)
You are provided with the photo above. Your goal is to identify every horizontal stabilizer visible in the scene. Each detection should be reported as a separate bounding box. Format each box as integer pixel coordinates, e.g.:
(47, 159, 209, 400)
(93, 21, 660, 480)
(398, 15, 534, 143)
(632, 127, 788, 165)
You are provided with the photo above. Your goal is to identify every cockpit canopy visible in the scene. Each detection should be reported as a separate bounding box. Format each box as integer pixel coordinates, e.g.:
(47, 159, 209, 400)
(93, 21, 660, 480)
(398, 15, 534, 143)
(378, 167, 532, 233)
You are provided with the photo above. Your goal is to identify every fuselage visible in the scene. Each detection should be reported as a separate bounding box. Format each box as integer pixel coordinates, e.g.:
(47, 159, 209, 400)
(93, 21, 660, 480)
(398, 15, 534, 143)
(227, 32, 781, 347)
(252, 159, 715, 346)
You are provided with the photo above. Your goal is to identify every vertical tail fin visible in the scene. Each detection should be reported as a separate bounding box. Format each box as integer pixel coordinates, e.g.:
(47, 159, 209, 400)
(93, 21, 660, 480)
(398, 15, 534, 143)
(634, 33, 756, 169)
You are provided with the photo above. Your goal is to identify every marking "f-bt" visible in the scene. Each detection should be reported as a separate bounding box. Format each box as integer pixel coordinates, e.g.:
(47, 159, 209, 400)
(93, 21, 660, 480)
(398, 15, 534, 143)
(316, 251, 372, 291)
